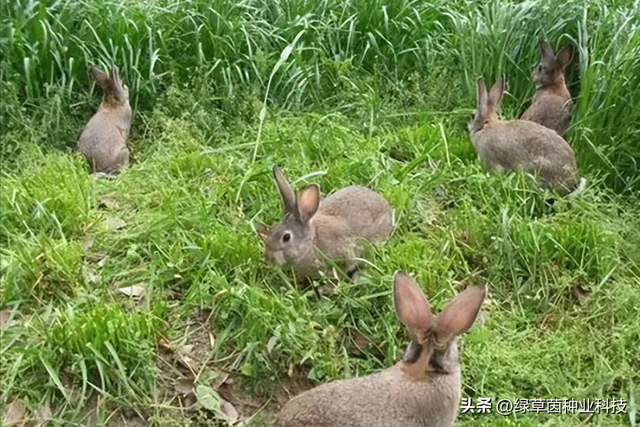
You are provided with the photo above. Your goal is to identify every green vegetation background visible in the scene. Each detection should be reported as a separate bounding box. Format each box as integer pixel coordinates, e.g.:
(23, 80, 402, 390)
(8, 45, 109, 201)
(1, 0, 639, 425)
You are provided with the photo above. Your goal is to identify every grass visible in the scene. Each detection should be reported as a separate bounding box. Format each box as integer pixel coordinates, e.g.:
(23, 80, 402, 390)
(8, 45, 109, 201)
(1, 0, 640, 426)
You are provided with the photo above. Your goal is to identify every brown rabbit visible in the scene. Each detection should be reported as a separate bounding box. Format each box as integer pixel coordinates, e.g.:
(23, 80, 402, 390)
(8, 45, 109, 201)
(469, 76, 586, 196)
(521, 40, 573, 136)
(276, 271, 486, 427)
(77, 65, 132, 173)
(257, 166, 394, 281)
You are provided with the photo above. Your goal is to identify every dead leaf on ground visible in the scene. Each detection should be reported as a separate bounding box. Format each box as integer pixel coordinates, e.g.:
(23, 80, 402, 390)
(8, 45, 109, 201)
(266, 336, 277, 355)
(212, 371, 230, 389)
(351, 331, 371, 351)
(98, 196, 118, 209)
(221, 399, 239, 424)
(97, 256, 108, 268)
(82, 266, 99, 285)
(179, 355, 198, 373)
(175, 378, 195, 396)
(82, 236, 95, 252)
(572, 285, 590, 306)
(178, 344, 194, 355)
(476, 309, 488, 327)
(0, 308, 12, 330)
(104, 217, 127, 230)
(34, 403, 53, 426)
(159, 337, 198, 373)
(80, 402, 98, 427)
(118, 285, 146, 299)
(317, 283, 336, 296)
(3, 398, 26, 427)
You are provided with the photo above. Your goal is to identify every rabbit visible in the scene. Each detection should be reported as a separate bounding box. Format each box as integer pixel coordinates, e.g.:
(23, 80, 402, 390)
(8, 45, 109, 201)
(77, 65, 132, 174)
(256, 166, 394, 282)
(276, 271, 487, 427)
(521, 40, 574, 136)
(469, 76, 586, 197)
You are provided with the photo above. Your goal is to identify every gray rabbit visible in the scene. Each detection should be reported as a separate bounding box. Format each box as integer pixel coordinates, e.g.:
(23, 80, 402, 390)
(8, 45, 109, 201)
(521, 40, 573, 136)
(276, 271, 486, 427)
(77, 65, 132, 173)
(469, 76, 586, 196)
(257, 166, 394, 281)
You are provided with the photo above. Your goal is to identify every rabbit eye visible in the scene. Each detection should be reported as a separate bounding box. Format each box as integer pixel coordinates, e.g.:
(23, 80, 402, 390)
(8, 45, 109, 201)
(282, 232, 291, 243)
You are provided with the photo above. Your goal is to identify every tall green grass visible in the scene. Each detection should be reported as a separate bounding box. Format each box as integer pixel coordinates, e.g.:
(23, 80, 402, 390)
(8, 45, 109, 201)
(1, 0, 640, 425)
(2, 0, 639, 191)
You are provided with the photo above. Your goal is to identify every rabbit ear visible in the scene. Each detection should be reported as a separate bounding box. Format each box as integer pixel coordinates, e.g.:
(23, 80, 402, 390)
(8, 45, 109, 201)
(296, 184, 320, 222)
(393, 272, 433, 337)
(272, 166, 296, 214)
(539, 40, 555, 63)
(475, 77, 488, 119)
(89, 66, 110, 88)
(556, 43, 573, 68)
(434, 286, 486, 344)
(255, 223, 270, 243)
(488, 76, 504, 110)
(109, 65, 119, 82)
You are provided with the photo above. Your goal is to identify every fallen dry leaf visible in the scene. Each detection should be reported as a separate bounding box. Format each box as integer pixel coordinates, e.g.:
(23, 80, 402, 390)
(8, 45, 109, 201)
(98, 196, 118, 209)
(317, 283, 336, 296)
(160, 338, 197, 373)
(175, 378, 195, 396)
(118, 285, 146, 299)
(160, 337, 174, 351)
(346, 330, 371, 356)
(34, 403, 53, 426)
(476, 309, 488, 327)
(0, 308, 12, 330)
(104, 217, 127, 230)
(213, 372, 231, 389)
(81, 266, 99, 285)
(178, 354, 198, 373)
(266, 336, 277, 355)
(351, 331, 371, 350)
(178, 344, 194, 355)
(81, 236, 95, 252)
(221, 398, 239, 424)
(572, 285, 590, 305)
(182, 393, 196, 408)
(3, 398, 26, 426)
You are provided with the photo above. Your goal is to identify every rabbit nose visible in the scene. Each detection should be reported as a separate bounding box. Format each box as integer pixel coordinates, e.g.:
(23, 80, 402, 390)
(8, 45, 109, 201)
(264, 249, 282, 265)
(264, 249, 274, 262)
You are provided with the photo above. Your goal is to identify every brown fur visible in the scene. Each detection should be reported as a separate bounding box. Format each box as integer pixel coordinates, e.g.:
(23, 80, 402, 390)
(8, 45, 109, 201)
(276, 272, 486, 427)
(469, 76, 579, 194)
(77, 65, 132, 173)
(521, 40, 573, 136)
(258, 167, 394, 281)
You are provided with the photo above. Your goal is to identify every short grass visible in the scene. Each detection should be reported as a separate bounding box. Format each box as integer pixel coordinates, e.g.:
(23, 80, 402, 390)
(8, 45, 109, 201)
(1, 0, 640, 426)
